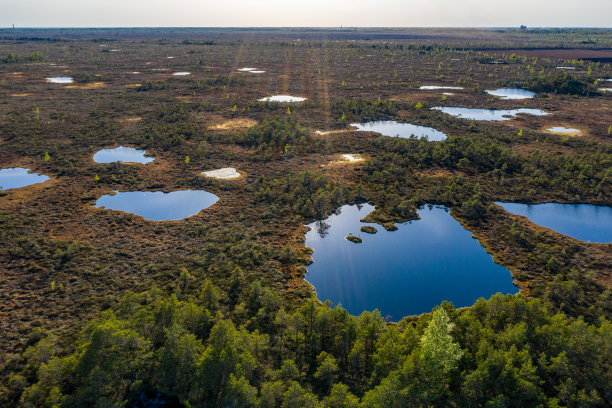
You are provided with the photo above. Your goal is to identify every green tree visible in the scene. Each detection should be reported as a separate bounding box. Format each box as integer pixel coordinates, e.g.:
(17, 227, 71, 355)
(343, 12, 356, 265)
(421, 307, 462, 381)
(314, 352, 339, 394)
(324, 383, 359, 408)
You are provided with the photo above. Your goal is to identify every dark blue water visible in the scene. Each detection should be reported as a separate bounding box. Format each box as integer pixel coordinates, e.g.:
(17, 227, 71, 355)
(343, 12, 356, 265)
(93, 146, 154, 164)
(305, 204, 518, 320)
(95, 190, 218, 221)
(0, 168, 50, 190)
(351, 121, 447, 141)
(497, 202, 612, 243)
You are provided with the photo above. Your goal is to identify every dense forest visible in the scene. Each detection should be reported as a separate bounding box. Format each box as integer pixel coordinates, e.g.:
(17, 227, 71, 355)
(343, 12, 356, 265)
(12, 284, 612, 407)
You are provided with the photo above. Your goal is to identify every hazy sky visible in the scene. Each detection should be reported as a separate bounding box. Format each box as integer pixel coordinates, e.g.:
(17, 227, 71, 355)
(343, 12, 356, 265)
(2, 0, 611, 28)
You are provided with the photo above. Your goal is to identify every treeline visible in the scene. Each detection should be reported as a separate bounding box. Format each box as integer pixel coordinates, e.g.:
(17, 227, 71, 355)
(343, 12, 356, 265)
(134, 104, 202, 151)
(232, 117, 326, 160)
(12, 282, 611, 407)
(253, 172, 347, 220)
(137, 75, 247, 92)
(331, 99, 399, 123)
(520, 73, 597, 96)
(362, 136, 612, 203)
(1, 52, 43, 63)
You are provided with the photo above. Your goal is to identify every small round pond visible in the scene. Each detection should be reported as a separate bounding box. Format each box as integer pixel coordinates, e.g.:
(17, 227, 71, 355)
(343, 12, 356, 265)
(305, 204, 518, 320)
(432, 106, 548, 121)
(93, 146, 154, 164)
(0, 168, 50, 190)
(351, 121, 447, 141)
(496, 202, 612, 243)
(95, 190, 219, 221)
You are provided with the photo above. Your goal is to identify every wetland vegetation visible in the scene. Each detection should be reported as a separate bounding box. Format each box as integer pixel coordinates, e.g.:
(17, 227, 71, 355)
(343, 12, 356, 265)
(0, 27, 611, 407)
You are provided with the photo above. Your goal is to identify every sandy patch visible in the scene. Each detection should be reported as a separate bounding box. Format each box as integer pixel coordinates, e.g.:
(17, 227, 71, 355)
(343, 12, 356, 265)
(117, 117, 142, 127)
(201, 167, 242, 179)
(258, 95, 306, 102)
(64, 82, 106, 89)
(420, 85, 463, 90)
(328, 154, 365, 166)
(209, 118, 258, 131)
(545, 127, 583, 136)
(124, 83, 142, 88)
(339, 154, 364, 162)
(315, 129, 354, 136)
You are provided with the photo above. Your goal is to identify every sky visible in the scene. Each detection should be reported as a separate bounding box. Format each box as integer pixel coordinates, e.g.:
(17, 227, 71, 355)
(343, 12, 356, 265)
(2, 0, 611, 28)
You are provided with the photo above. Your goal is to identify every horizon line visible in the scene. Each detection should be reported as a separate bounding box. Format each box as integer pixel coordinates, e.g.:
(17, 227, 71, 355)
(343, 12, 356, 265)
(2, 26, 612, 30)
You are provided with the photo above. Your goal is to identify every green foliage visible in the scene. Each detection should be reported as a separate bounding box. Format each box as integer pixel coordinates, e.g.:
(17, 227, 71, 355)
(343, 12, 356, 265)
(233, 116, 323, 160)
(18, 289, 611, 407)
(522, 73, 596, 95)
(331, 99, 398, 122)
(253, 171, 346, 220)
(420, 307, 462, 381)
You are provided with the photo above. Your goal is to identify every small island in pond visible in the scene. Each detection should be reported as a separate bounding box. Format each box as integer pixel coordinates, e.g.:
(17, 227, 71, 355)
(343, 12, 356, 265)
(346, 235, 363, 243)
(360, 225, 378, 234)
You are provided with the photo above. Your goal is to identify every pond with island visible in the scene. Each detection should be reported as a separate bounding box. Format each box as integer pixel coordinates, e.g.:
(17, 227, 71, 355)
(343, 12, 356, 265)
(305, 203, 518, 320)
(94, 190, 219, 221)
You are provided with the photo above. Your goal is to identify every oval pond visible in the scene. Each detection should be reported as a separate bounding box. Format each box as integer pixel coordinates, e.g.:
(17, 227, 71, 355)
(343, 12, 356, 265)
(95, 190, 219, 221)
(351, 121, 447, 141)
(93, 146, 154, 164)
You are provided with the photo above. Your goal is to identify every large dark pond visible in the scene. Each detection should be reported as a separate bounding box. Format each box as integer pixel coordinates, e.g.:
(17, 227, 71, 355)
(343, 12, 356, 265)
(305, 204, 518, 320)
